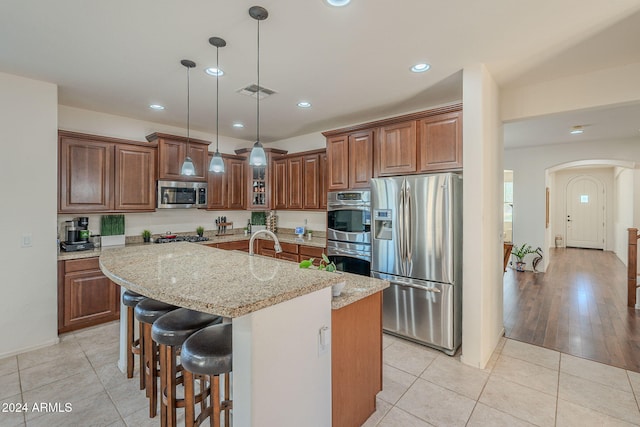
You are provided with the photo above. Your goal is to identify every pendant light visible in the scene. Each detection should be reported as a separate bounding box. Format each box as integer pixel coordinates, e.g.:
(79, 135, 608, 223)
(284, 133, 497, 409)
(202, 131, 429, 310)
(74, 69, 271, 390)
(180, 59, 197, 176)
(248, 6, 268, 167)
(208, 37, 226, 173)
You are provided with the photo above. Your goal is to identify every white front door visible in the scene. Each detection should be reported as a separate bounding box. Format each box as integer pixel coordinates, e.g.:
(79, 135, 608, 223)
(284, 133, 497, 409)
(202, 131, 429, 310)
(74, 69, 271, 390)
(566, 176, 604, 249)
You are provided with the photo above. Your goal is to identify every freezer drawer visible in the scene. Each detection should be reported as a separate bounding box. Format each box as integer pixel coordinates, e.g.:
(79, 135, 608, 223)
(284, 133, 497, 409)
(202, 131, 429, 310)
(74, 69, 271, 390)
(382, 280, 459, 355)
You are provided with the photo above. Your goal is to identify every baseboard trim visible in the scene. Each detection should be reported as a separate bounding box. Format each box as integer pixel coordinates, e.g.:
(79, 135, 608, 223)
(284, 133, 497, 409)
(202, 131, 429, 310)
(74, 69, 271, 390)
(0, 337, 60, 359)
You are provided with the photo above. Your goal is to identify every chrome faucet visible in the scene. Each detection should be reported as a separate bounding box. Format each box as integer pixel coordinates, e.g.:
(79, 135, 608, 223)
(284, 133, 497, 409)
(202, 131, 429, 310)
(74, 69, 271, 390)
(248, 229, 283, 255)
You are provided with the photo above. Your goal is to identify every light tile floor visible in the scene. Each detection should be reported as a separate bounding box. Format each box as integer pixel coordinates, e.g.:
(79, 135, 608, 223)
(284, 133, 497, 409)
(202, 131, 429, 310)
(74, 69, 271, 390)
(1, 321, 639, 426)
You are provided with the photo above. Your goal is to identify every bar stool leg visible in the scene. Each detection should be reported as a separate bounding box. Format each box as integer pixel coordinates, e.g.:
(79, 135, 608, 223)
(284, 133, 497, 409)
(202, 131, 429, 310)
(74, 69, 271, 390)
(223, 373, 231, 427)
(139, 320, 146, 391)
(166, 346, 177, 427)
(184, 370, 195, 426)
(126, 306, 135, 378)
(159, 344, 167, 427)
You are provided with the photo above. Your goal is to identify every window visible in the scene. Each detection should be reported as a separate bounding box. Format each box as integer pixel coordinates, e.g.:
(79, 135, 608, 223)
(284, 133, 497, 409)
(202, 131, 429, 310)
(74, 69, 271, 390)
(580, 195, 589, 203)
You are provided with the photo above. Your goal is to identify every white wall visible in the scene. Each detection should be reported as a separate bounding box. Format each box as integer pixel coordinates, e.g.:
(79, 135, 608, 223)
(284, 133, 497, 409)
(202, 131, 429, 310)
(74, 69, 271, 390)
(0, 72, 58, 357)
(552, 168, 614, 251)
(613, 167, 634, 264)
(505, 138, 640, 273)
(461, 64, 504, 369)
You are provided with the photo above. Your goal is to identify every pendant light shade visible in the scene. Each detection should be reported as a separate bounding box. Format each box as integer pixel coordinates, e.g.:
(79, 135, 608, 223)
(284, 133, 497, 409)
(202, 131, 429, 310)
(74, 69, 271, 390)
(180, 59, 197, 176)
(209, 36, 226, 173)
(248, 6, 269, 167)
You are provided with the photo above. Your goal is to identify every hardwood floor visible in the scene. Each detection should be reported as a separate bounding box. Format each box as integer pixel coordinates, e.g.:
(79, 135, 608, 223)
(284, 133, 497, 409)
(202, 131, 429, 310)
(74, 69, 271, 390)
(504, 247, 640, 372)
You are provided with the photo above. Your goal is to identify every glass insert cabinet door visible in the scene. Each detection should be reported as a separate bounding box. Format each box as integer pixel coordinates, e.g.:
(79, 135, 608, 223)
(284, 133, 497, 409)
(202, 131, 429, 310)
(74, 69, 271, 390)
(248, 164, 268, 208)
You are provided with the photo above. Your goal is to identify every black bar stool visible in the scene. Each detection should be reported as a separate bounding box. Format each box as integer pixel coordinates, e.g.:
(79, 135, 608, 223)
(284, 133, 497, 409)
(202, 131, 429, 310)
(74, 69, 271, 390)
(134, 298, 178, 418)
(152, 308, 222, 427)
(122, 290, 146, 388)
(181, 323, 233, 427)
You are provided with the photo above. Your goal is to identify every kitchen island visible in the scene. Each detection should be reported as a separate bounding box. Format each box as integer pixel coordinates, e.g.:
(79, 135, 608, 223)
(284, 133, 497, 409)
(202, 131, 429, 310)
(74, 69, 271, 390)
(99, 242, 388, 427)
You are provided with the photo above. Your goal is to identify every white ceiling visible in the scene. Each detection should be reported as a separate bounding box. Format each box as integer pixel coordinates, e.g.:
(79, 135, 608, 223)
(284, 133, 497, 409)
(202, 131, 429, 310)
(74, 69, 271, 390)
(1, 0, 639, 146)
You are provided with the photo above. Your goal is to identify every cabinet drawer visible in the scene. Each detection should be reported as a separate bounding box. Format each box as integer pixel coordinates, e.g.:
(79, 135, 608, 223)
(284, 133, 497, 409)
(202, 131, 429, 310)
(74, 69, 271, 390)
(65, 257, 100, 273)
(299, 245, 324, 258)
(277, 252, 299, 262)
(258, 240, 298, 254)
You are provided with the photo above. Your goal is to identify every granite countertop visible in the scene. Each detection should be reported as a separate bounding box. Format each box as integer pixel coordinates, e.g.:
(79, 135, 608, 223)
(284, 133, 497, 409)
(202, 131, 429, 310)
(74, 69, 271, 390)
(99, 242, 386, 317)
(58, 232, 326, 261)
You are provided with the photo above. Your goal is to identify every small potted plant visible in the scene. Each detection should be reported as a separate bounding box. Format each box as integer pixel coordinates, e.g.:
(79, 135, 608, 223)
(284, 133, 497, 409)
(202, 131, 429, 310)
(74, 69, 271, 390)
(511, 243, 535, 272)
(300, 254, 344, 296)
(141, 229, 152, 243)
(196, 226, 205, 237)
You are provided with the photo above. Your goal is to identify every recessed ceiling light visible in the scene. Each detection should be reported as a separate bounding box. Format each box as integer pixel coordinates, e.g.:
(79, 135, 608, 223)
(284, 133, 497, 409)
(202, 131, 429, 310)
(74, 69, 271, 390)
(325, 0, 351, 6)
(570, 126, 584, 134)
(149, 104, 165, 110)
(205, 67, 224, 77)
(232, 122, 244, 128)
(411, 63, 431, 73)
(297, 101, 312, 108)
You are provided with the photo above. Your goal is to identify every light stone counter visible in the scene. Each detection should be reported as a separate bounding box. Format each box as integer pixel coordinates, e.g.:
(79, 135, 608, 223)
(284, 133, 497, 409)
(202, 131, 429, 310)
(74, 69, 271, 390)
(331, 272, 389, 310)
(99, 242, 344, 318)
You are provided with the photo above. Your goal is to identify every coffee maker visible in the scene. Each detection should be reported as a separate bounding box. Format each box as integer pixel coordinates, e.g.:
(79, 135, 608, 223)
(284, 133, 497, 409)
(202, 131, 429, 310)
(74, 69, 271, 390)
(60, 217, 94, 252)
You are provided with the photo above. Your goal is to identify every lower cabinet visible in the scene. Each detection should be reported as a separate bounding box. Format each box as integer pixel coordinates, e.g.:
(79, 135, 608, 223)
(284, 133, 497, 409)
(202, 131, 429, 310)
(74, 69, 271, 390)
(332, 291, 383, 427)
(207, 240, 250, 252)
(257, 240, 299, 262)
(58, 258, 121, 334)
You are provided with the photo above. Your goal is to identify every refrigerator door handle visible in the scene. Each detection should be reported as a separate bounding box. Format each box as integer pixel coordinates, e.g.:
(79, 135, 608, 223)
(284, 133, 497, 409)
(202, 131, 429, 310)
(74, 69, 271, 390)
(405, 184, 412, 263)
(398, 183, 405, 275)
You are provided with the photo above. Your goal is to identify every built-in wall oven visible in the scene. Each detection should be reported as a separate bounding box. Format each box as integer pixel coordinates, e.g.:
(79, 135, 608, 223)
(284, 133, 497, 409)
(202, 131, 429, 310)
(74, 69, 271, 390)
(326, 190, 371, 276)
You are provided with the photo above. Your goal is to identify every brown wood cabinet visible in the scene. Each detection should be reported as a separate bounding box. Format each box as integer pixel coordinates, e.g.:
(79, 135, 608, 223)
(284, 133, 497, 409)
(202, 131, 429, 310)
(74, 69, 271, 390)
(272, 158, 288, 210)
(147, 133, 210, 182)
(257, 240, 299, 262)
(332, 291, 383, 427)
(206, 154, 246, 210)
(303, 154, 320, 209)
(287, 156, 303, 210)
(299, 244, 324, 266)
(58, 257, 121, 334)
(114, 144, 156, 211)
(376, 121, 417, 176)
(418, 110, 462, 172)
(324, 104, 462, 182)
(319, 151, 328, 210)
(234, 148, 288, 210)
(270, 149, 326, 211)
(58, 131, 157, 213)
(211, 240, 250, 252)
(326, 131, 373, 190)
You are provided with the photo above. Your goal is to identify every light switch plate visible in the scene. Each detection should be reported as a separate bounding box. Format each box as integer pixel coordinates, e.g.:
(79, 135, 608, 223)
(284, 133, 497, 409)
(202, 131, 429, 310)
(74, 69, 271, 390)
(21, 233, 32, 247)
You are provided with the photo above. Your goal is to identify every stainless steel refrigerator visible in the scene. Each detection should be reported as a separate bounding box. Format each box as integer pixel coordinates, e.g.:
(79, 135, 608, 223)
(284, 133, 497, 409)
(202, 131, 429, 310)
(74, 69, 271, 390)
(371, 173, 462, 355)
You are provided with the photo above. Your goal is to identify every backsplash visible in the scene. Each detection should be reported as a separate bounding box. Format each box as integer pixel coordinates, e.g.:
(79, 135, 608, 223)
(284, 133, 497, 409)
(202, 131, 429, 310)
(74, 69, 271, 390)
(57, 210, 327, 239)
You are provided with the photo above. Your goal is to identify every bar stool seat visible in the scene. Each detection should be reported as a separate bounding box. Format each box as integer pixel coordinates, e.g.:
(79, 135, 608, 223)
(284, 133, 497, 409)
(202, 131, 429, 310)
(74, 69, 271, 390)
(152, 308, 222, 427)
(181, 323, 233, 427)
(122, 290, 146, 385)
(135, 299, 178, 418)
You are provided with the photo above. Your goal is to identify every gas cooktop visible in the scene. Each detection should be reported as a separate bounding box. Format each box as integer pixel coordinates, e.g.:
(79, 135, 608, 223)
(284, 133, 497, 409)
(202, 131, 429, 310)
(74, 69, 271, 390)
(155, 235, 210, 244)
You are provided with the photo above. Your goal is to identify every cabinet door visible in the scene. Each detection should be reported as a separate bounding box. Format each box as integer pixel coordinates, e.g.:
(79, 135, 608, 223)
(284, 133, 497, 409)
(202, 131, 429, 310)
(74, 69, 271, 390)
(287, 156, 303, 210)
(349, 131, 373, 189)
(207, 155, 227, 209)
(418, 111, 462, 172)
(272, 158, 288, 210)
(59, 137, 114, 212)
(376, 121, 417, 176)
(157, 138, 186, 181)
(327, 135, 349, 190)
(187, 143, 209, 181)
(60, 258, 120, 333)
(114, 144, 156, 211)
(247, 163, 270, 210)
(277, 252, 299, 262)
(227, 158, 245, 209)
(319, 151, 328, 210)
(303, 154, 320, 209)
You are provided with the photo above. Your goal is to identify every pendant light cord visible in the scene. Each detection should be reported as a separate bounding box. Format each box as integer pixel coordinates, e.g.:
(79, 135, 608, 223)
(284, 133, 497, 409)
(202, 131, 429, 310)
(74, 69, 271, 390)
(186, 64, 191, 144)
(216, 45, 219, 152)
(256, 18, 260, 143)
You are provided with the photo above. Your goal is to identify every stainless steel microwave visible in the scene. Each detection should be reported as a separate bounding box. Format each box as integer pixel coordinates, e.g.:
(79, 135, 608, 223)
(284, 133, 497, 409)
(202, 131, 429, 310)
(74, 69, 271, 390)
(157, 180, 207, 209)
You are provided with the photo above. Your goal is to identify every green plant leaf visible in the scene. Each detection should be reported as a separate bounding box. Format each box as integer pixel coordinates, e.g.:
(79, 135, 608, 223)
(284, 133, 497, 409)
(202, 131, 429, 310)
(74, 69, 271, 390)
(322, 253, 330, 263)
(325, 264, 336, 273)
(299, 259, 313, 269)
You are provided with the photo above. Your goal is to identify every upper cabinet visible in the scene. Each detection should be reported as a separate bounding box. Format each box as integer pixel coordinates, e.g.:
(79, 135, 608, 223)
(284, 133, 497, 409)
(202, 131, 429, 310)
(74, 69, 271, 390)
(324, 104, 462, 183)
(206, 153, 246, 210)
(418, 110, 462, 172)
(326, 131, 373, 190)
(58, 131, 156, 213)
(376, 121, 417, 176)
(146, 133, 210, 182)
(234, 147, 287, 211)
(270, 149, 326, 211)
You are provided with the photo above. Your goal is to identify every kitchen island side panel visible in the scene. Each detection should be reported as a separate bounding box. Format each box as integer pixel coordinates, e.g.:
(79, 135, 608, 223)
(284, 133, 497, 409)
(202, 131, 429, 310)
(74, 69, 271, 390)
(233, 286, 332, 427)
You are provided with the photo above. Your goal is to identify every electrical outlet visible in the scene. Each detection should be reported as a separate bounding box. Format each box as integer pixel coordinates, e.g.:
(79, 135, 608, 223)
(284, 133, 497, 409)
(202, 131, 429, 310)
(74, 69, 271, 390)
(21, 233, 32, 247)
(318, 325, 330, 356)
